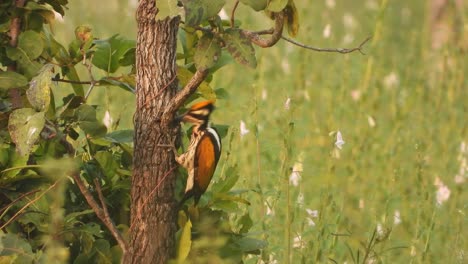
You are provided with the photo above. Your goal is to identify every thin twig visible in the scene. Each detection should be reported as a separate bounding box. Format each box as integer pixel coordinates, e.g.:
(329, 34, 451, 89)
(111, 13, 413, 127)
(84, 55, 98, 101)
(242, 11, 285, 48)
(73, 173, 128, 254)
(282, 36, 372, 54)
(0, 180, 59, 230)
(230, 1, 239, 28)
(0, 189, 40, 213)
(52, 77, 94, 85)
(58, 134, 128, 253)
(93, 178, 127, 254)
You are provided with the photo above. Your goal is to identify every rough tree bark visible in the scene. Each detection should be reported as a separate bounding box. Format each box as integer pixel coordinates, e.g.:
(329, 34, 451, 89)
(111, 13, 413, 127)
(124, 0, 181, 263)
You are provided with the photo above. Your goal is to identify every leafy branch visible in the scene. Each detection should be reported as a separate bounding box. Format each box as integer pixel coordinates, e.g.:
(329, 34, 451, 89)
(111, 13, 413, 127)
(59, 136, 128, 255)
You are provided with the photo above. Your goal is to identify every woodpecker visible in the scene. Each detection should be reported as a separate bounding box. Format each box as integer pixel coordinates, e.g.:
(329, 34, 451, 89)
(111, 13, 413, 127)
(174, 100, 221, 206)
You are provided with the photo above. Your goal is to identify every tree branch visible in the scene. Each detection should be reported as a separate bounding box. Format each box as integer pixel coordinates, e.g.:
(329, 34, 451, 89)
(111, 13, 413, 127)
(72, 173, 128, 255)
(242, 12, 285, 48)
(163, 69, 209, 125)
(0, 181, 58, 230)
(57, 135, 128, 254)
(230, 1, 239, 28)
(282, 36, 372, 54)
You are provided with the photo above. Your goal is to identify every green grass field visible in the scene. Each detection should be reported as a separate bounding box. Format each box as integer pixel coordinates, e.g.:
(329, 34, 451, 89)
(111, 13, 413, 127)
(58, 0, 467, 262)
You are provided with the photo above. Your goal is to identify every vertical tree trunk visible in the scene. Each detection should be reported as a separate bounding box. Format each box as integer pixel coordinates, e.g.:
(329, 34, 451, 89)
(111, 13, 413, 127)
(124, 0, 180, 262)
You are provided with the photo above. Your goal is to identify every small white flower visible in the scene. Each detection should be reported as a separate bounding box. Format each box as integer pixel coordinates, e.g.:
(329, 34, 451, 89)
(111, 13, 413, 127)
(383, 72, 400, 89)
(325, 0, 336, 9)
(323, 24, 331, 39)
(307, 218, 316, 227)
(367, 115, 376, 127)
(436, 184, 451, 206)
(335, 131, 345, 149)
(261, 88, 268, 101)
(289, 171, 300, 187)
(218, 8, 229, 20)
(265, 202, 275, 216)
(293, 235, 305, 249)
(365, 0, 379, 10)
(376, 223, 383, 235)
(289, 161, 303, 187)
(410, 245, 417, 256)
(306, 209, 318, 226)
(240, 120, 250, 138)
(359, 198, 365, 209)
(394, 210, 401, 225)
(351, 89, 361, 101)
(306, 209, 319, 218)
(343, 13, 356, 29)
(103, 110, 113, 129)
(284, 97, 291, 110)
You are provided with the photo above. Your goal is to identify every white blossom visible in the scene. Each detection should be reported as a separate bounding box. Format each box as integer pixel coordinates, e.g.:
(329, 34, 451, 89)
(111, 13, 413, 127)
(335, 131, 345, 149)
(284, 97, 291, 110)
(383, 72, 400, 89)
(351, 89, 361, 101)
(293, 235, 305, 249)
(393, 210, 402, 225)
(367, 115, 376, 127)
(103, 110, 113, 129)
(325, 0, 336, 9)
(434, 177, 451, 205)
(323, 24, 331, 39)
(240, 120, 250, 138)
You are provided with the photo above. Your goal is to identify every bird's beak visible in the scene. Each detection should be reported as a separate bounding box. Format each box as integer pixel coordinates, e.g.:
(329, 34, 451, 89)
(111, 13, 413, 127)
(174, 113, 185, 123)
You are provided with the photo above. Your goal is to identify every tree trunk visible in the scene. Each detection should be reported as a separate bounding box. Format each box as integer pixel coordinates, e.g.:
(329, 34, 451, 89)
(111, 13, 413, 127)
(124, 0, 180, 262)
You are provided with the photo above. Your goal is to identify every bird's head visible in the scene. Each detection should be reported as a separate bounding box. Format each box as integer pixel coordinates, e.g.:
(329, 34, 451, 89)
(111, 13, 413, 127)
(175, 100, 215, 129)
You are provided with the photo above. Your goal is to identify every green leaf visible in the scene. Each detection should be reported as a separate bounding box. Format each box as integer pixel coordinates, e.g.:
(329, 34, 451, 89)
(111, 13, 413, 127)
(183, 0, 226, 27)
(75, 105, 107, 137)
(18, 30, 44, 60)
(27, 64, 54, 112)
(0, 231, 35, 263)
(8, 108, 45, 156)
(176, 219, 192, 263)
(0, 71, 28, 89)
(76, 104, 97, 122)
(99, 77, 135, 94)
(236, 236, 267, 253)
(94, 151, 119, 184)
(214, 88, 229, 99)
(240, 0, 268, 11)
(267, 0, 288, 12)
(177, 67, 216, 100)
(118, 47, 135, 66)
(6, 47, 42, 78)
(194, 32, 221, 70)
(238, 213, 253, 234)
(217, 165, 239, 193)
(92, 35, 136, 73)
(105, 130, 134, 143)
(223, 28, 257, 68)
(64, 66, 85, 96)
(79, 121, 107, 137)
(156, 0, 182, 20)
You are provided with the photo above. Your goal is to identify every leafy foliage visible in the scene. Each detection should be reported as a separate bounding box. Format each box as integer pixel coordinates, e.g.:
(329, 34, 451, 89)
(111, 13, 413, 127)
(0, 0, 304, 262)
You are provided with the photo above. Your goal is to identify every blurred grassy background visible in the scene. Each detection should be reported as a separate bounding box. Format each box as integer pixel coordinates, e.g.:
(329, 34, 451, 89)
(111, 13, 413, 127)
(54, 0, 467, 262)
